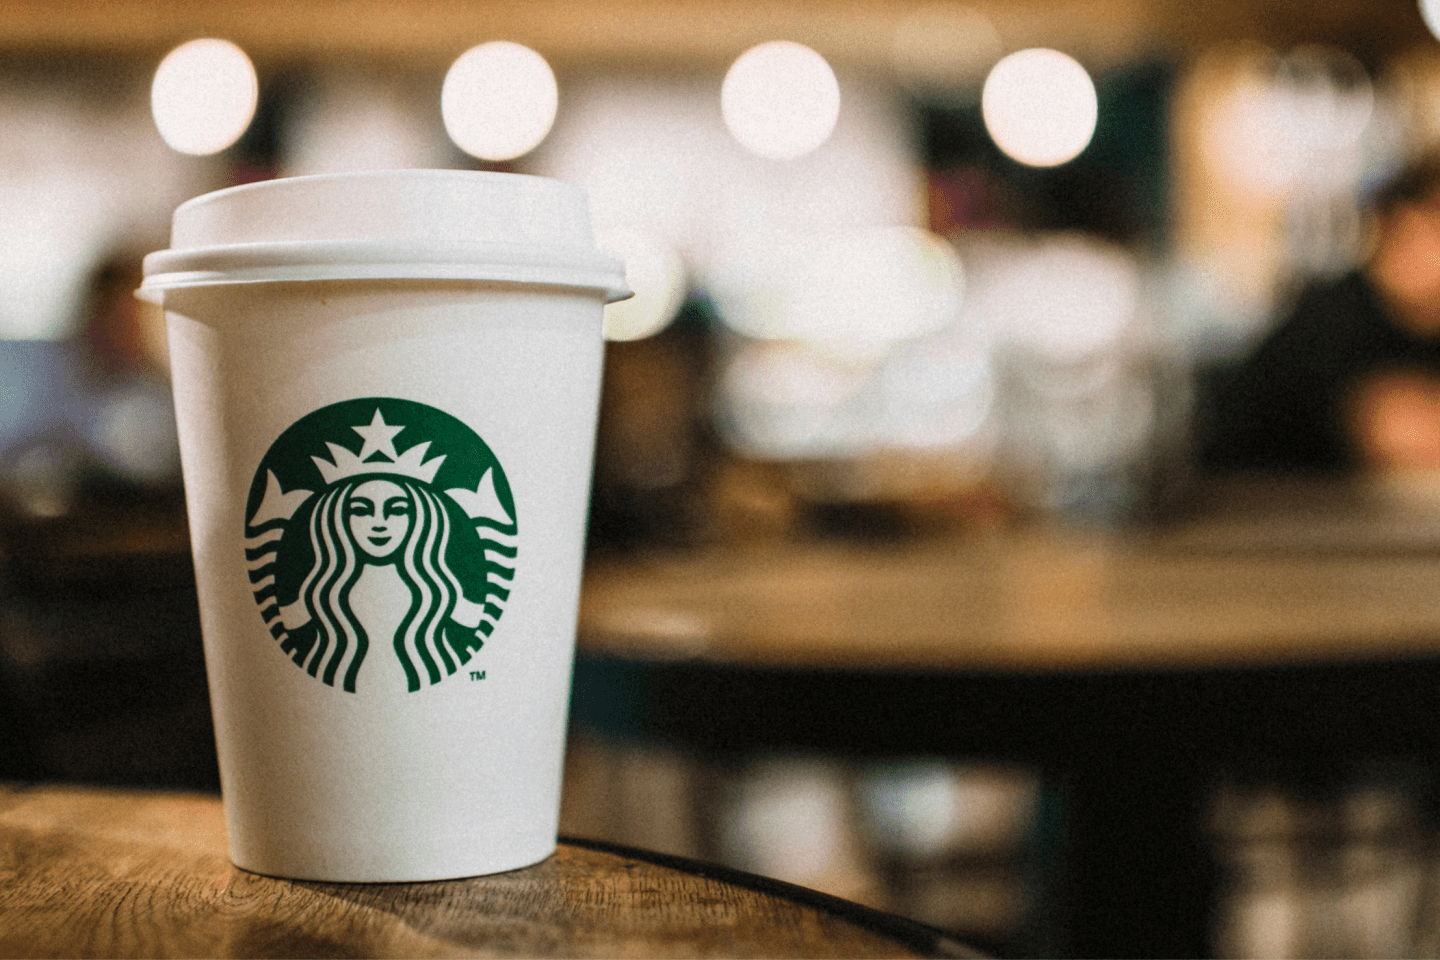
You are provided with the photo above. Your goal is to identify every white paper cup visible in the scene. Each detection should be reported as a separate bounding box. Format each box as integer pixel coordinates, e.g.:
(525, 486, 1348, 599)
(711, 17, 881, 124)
(138, 170, 628, 882)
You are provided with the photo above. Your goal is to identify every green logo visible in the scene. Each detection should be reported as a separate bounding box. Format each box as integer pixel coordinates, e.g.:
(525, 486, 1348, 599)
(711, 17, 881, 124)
(244, 398, 517, 693)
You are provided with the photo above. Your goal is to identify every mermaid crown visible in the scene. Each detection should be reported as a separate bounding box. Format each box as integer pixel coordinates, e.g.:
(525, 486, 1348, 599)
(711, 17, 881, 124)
(312, 441, 446, 485)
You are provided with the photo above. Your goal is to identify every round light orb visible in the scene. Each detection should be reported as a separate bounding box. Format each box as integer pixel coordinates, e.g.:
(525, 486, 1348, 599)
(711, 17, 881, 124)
(151, 39, 258, 156)
(722, 41, 841, 160)
(982, 48, 1097, 167)
(1424, 0, 1440, 41)
(442, 42, 558, 162)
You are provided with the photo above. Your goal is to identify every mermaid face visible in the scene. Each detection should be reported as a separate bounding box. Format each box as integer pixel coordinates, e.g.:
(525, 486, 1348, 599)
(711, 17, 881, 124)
(346, 478, 412, 560)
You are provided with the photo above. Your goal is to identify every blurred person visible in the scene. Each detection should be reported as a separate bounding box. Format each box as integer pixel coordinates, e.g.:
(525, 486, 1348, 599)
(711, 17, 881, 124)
(1198, 152, 1440, 473)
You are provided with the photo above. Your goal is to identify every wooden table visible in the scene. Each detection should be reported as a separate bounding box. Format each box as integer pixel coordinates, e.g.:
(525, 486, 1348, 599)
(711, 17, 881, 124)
(573, 481, 1440, 958)
(0, 784, 978, 959)
(579, 515, 1440, 675)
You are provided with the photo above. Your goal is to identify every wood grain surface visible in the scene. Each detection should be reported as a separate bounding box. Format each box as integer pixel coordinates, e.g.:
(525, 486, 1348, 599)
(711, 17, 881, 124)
(0, 784, 975, 959)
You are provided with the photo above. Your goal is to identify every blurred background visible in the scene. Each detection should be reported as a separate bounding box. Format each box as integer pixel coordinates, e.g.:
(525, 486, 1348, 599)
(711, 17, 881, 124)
(3, 0, 1440, 957)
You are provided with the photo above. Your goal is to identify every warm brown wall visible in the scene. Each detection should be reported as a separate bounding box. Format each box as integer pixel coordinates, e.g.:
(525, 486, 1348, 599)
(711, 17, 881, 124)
(0, 0, 1432, 72)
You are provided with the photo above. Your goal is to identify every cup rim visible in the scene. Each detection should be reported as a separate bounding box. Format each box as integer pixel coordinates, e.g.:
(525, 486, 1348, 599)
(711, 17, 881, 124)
(139, 237, 631, 304)
(139, 170, 632, 305)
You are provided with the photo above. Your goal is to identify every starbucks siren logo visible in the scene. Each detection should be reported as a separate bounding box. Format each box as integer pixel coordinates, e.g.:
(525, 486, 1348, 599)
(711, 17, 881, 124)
(243, 398, 517, 693)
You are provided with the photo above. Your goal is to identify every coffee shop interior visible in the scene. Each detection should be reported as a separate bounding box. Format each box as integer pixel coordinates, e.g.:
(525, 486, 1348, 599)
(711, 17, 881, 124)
(5, 0, 1440, 956)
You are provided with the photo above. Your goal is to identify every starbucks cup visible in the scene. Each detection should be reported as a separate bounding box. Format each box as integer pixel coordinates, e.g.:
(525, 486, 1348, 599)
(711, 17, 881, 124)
(138, 170, 629, 882)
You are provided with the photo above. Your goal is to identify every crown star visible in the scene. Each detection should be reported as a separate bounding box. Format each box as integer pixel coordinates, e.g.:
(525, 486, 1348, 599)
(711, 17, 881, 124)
(312, 415, 446, 485)
(353, 409, 404, 463)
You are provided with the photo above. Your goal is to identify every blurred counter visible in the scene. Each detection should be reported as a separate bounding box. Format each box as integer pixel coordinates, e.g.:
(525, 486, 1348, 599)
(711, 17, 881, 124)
(579, 480, 1440, 674)
(572, 476, 1440, 958)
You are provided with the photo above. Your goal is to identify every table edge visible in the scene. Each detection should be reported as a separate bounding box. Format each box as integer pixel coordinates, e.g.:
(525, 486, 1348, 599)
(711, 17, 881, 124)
(559, 835, 987, 960)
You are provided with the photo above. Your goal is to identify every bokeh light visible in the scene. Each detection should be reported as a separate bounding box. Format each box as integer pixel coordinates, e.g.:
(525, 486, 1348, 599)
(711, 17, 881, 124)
(879, 338, 994, 449)
(442, 42, 558, 161)
(711, 226, 963, 358)
(981, 48, 1097, 167)
(150, 39, 258, 156)
(722, 41, 841, 160)
(1203, 46, 1375, 199)
(1424, 0, 1440, 41)
(597, 227, 687, 342)
(987, 235, 1139, 361)
(719, 340, 874, 458)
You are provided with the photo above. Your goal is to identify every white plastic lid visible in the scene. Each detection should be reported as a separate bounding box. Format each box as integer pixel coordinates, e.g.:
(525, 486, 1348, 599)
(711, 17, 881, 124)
(139, 170, 631, 303)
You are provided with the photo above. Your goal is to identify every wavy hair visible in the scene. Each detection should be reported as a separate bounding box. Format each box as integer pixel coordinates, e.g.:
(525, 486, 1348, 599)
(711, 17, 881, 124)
(297, 477, 470, 693)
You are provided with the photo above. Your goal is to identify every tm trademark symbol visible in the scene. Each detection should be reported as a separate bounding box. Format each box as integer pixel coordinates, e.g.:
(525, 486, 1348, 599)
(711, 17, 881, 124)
(470, 670, 486, 681)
